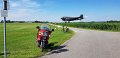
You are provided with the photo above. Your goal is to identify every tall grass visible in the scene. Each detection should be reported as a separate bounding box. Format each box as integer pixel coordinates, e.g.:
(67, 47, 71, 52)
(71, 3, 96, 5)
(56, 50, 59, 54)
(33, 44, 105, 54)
(57, 22, 120, 31)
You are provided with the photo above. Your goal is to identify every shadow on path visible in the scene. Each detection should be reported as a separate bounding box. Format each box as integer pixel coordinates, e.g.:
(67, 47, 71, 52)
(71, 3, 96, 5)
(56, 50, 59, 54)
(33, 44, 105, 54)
(34, 42, 69, 58)
(45, 42, 68, 55)
(47, 45, 68, 55)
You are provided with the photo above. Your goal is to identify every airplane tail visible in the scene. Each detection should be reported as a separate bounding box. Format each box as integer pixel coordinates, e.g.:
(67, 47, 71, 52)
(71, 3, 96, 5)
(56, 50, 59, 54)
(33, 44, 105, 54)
(79, 14, 84, 19)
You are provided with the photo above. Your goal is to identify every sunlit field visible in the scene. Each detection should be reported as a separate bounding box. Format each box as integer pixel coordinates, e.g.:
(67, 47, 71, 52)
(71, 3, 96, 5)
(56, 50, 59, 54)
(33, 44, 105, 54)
(57, 22, 120, 32)
(0, 23, 74, 58)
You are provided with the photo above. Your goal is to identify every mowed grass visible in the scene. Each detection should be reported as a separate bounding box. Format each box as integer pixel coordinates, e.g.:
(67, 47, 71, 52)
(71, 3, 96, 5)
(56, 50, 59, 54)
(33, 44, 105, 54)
(0, 23, 74, 58)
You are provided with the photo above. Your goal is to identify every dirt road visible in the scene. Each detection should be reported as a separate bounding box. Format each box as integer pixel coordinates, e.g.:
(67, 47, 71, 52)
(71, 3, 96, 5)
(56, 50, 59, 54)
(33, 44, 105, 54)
(40, 28, 120, 58)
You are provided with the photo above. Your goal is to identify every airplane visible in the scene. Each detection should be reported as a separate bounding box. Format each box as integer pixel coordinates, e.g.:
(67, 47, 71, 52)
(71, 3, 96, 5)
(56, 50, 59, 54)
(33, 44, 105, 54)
(61, 14, 84, 23)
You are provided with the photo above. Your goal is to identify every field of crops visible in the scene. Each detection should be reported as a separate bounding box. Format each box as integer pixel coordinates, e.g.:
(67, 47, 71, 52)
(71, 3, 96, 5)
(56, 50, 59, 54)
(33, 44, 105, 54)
(57, 22, 120, 32)
(0, 23, 74, 58)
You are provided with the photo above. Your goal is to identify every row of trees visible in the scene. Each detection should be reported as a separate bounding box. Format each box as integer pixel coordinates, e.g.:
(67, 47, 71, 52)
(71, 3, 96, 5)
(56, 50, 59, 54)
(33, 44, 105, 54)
(1, 20, 120, 23)
(107, 20, 120, 23)
(0, 20, 13, 23)
(0, 20, 49, 23)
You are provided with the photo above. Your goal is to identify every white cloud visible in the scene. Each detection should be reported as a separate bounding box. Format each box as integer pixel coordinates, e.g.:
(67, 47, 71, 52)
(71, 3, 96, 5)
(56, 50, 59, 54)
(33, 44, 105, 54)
(11, 3, 19, 8)
(0, 0, 60, 22)
(7, 0, 42, 21)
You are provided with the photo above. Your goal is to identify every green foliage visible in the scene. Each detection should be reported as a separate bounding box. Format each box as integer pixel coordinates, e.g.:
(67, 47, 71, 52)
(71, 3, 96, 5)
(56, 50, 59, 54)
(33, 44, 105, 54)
(57, 22, 120, 32)
(0, 23, 74, 58)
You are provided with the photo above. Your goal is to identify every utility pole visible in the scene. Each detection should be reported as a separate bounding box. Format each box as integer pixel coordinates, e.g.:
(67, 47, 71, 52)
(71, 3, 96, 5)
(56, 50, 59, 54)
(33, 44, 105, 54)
(1, 0, 9, 58)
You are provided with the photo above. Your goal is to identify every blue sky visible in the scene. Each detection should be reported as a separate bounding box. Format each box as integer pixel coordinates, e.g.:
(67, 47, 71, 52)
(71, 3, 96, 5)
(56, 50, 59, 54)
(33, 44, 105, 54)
(0, 0, 120, 22)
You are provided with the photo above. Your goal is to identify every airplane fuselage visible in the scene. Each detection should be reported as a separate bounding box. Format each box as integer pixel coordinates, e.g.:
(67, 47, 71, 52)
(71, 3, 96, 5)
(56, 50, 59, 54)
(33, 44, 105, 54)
(61, 17, 80, 21)
(61, 14, 83, 22)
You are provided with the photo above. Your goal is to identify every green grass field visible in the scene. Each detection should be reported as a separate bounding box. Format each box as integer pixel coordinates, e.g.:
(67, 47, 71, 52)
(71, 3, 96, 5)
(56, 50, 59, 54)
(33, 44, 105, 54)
(57, 22, 120, 32)
(0, 23, 74, 58)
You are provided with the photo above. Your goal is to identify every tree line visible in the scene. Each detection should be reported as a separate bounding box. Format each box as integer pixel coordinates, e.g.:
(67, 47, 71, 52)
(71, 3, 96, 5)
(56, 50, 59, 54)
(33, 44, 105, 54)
(0, 20, 49, 23)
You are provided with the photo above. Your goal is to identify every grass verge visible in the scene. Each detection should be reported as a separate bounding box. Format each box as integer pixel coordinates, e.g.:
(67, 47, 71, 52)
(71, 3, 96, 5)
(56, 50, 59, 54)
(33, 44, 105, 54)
(0, 23, 74, 58)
